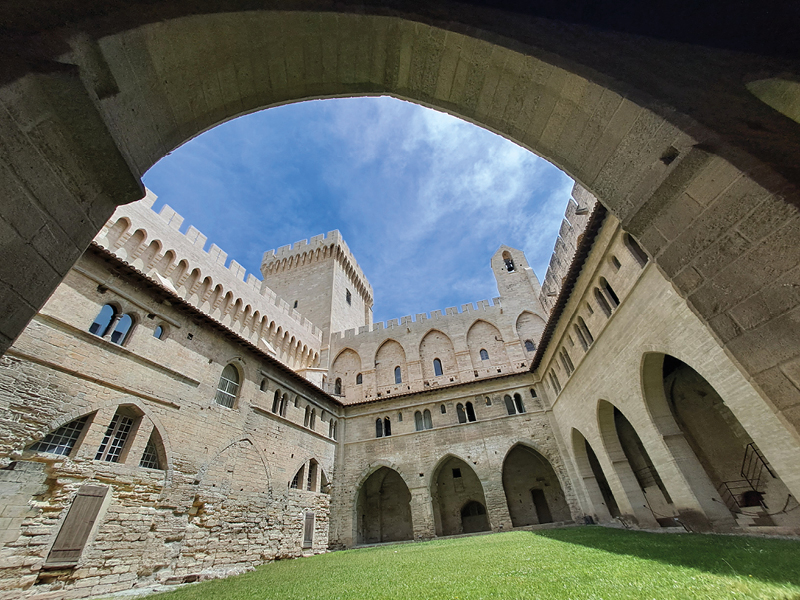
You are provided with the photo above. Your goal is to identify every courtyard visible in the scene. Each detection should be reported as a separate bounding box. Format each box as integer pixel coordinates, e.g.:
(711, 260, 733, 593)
(146, 529, 800, 600)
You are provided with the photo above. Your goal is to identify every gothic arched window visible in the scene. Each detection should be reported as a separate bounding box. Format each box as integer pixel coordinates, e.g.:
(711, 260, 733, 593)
(433, 358, 443, 376)
(394, 366, 402, 384)
(215, 364, 240, 408)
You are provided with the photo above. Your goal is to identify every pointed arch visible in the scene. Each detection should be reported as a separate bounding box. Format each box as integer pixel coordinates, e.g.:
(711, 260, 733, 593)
(430, 454, 490, 536)
(375, 339, 406, 388)
(466, 319, 509, 370)
(515, 311, 546, 352)
(419, 329, 457, 380)
(502, 443, 571, 526)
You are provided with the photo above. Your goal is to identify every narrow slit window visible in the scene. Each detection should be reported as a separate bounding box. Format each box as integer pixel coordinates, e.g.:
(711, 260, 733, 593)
(594, 288, 612, 317)
(624, 233, 649, 267)
(440, 404, 447, 414)
(375, 418, 383, 438)
(394, 366, 402, 384)
(346, 289, 352, 305)
(456, 403, 467, 424)
(465, 401, 476, 422)
(334, 378, 342, 395)
(513, 393, 526, 414)
(415, 410, 424, 431)
(504, 395, 516, 415)
(600, 277, 620, 308)
(433, 358, 443, 376)
(383, 417, 391, 437)
(578, 317, 594, 345)
(423, 409, 433, 430)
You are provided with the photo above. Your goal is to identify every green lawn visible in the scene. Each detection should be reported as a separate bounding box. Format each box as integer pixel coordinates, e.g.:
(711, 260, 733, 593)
(149, 528, 800, 600)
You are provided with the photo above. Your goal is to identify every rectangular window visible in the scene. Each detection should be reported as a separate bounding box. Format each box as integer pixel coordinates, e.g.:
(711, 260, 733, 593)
(46, 485, 108, 567)
(95, 413, 134, 462)
(303, 512, 315, 548)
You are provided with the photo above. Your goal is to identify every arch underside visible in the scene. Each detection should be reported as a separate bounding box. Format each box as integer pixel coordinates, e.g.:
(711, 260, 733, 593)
(0, 5, 798, 440)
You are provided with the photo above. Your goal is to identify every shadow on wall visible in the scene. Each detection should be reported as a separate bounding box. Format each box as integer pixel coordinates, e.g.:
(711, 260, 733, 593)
(530, 528, 800, 588)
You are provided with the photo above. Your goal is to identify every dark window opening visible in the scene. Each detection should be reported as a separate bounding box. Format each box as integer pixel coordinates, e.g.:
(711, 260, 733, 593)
(334, 378, 342, 395)
(356, 373, 363, 385)
(524, 339, 535, 352)
(479, 349, 489, 361)
(594, 288, 612, 317)
(452, 468, 462, 478)
(513, 393, 526, 414)
(504, 395, 516, 415)
(433, 358, 443, 376)
(440, 404, 447, 414)
(423, 409, 433, 430)
(346, 289, 352, 305)
(600, 277, 620, 308)
(375, 418, 383, 438)
(578, 317, 594, 345)
(502, 251, 515, 272)
(466, 401, 477, 422)
(383, 417, 391, 436)
(293, 300, 298, 309)
(272, 390, 281, 413)
(415, 411, 424, 431)
(456, 403, 467, 423)
(624, 233, 649, 267)
(394, 366, 402, 384)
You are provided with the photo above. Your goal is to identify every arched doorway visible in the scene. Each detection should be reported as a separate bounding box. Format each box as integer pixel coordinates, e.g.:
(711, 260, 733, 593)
(597, 400, 673, 527)
(356, 467, 413, 544)
(654, 355, 798, 528)
(502, 444, 571, 527)
(570, 429, 620, 521)
(431, 456, 490, 536)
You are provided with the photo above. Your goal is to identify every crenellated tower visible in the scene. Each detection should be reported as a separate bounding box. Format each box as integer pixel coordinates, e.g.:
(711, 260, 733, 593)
(261, 231, 374, 352)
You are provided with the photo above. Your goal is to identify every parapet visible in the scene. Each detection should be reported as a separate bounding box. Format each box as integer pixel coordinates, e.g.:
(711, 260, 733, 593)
(329, 297, 503, 344)
(539, 183, 598, 312)
(94, 189, 323, 355)
(261, 230, 374, 305)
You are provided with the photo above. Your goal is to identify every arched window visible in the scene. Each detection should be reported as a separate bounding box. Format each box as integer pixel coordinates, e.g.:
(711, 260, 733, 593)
(215, 364, 239, 408)
(153, 325, 165, 340)
(139, 431, 164, 470)
(610, 255, 621, 270)
(383, 417, 391, 436)
(600, 277, 620, 308)
(504, 395, 516, 415)
(574, 324, 588, 350)
(440, 404, 447, 414)
(433, 358, 443, 376)
(334, 378, 342, 395)
(502, 251, 515, 272)
(304, 406, 311, 427)
(356, 373, 363, 385)
(110, 314, 134, 345)
(549, 371, 562, 394)
(594, 287, 612, 317)
(309, 409, 316, 429)
(465, 401, 476, 422)
(375, 418, 383, 438)
(272, 389, 281, 413)
(485, 396, 492, 406)
(479, 349, 489, 361)
(280, 394, 287, 416)
(530, 388, 537, 398)
(578, 317, 594, 345)
(513, 393, 526, 414)
(260, 379, 267, 392)
(29, 415, 90, 456)
(415, 410, 424, 431)
(524, 339, 535, 352)
(346, 289, 352, 305)
(423, 409, 433, 430)
(624, 233, 649, 267)
(95, 409, 137, 462)
(89, 304, 117, 337)
(456, 403, 467, 424)
(560, 348, 574, 375)
(394, 366, 402, 384)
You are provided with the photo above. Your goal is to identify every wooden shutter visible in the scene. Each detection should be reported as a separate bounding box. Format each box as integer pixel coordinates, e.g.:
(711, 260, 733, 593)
(46, 485, 108, 566)
(302, 512, 315, 548)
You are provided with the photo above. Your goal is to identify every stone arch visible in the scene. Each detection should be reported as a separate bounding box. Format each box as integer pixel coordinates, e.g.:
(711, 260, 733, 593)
(502, 443, 571, 526)
(515, 311, 546, 353)
(103, 217, 131, 248)
(375, 339, 406, 388)
(331, 348, 362, 398)
(419, 329, 457, 381)
(119, 228, 147, 261)
(355, 466, 414, 544)
(196, 436, 271, 492)
(570, 428, 618, 522)
(466, 319, 509, 370)
(430, 453, 490, 536)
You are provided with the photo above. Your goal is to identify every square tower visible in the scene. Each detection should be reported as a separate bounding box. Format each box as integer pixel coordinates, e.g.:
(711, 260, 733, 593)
(261, 231, 374, 345)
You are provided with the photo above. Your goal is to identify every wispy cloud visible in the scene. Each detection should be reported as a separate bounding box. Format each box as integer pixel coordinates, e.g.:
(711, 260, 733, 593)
(143, 97, 574, 324)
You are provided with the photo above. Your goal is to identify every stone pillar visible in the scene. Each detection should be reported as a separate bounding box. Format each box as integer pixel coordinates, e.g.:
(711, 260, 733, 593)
(409, 486, 436, 540)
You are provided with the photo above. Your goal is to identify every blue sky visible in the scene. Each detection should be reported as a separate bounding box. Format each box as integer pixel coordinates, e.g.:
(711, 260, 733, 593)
(142, 97, 574, 324)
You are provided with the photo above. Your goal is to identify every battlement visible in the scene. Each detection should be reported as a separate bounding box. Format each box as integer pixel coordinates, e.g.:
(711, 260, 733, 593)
(94, 190, 324, 368)
(539, 183, 598, 313)
(261, 230, 374, 304)
(329, 297, 503, 343)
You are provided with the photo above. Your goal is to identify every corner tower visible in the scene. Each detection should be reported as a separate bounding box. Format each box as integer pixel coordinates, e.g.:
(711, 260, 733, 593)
(261, 231, 373, 345)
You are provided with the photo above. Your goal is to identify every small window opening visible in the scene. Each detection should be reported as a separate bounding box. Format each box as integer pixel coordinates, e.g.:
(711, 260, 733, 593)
(356, 373, 363, 385)
(594, 288, 612, 317)
(334, 378, 342, 395)
(610, 255, 621, 270)
(304, 406, 311, 427)
(433, 358, 443, 376)
(423, 409, 433, 430)
(578, 317, 594, 345)
(504, 394, 516, 415)
(215, 364, 240, 408)
(485, 396, 492, 406)
(394, 366, 402, 384)
(260, 379, 268, 392)
(452, 468, 462, 478)
(624, 233, 649, 267)
(513, 393, 526, 414)
(456, 403, 467, 424)
(466, 401, 477, 422)
(272, 390, 281, 413)
(383, 417, 391, 436)
(530, 388, 537, 398)
(502, 251, 515, 272)
(89, 304, 116, 337)
(600, 277, 620, 308)
(375, 418, 383, 438)
(293, 300, 298, 309)
(440, 404, 447, 414)
(153, 325, 164, 340)
(574, 324, 588, 351)
(291, 464, 305, 489)
(479, 349, 489, 361)
(415, 410, 424, 431)
(110, 314, 134, 345)
(524, 339, 535, 352)
(346, 289, 352, 305)
(398, 412, 403, 422)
